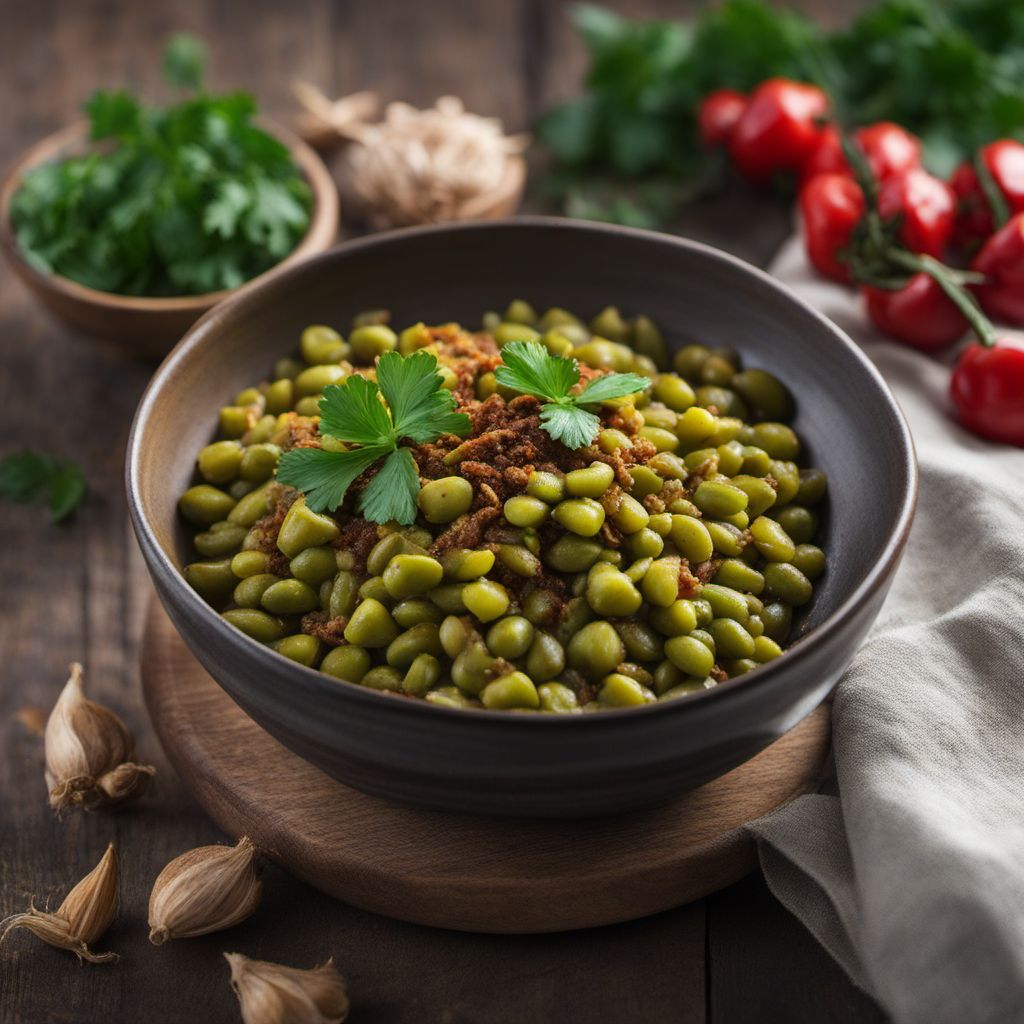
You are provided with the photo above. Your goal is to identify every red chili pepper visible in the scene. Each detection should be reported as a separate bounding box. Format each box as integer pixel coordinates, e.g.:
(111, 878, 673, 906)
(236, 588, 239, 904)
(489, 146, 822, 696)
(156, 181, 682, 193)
(798, 174, 865, 283)
(877, 168, 955, 259)
(800, 121, 921, 185)
(728, 78, 829, 183)
(950, 338, 1024, 446)
(862, 273, 967, 350)
(950, 140, 1024, 249)
(971, 212, 1024, 325)
(697, 89, 747, 148)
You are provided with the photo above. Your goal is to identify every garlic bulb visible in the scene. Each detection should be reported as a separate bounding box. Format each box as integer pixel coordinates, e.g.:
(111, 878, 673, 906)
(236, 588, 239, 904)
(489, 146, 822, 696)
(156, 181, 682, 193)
(0, 843, 119, 963)
(226, 952, 350, 1024)
(44, 662, 155, 812)
(148, 836, 262, 945)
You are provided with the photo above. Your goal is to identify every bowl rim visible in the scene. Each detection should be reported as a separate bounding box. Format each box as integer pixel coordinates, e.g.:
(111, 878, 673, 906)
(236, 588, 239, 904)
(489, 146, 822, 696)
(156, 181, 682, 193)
(126, 216, 918, 726)
(0, 118, 339, 313)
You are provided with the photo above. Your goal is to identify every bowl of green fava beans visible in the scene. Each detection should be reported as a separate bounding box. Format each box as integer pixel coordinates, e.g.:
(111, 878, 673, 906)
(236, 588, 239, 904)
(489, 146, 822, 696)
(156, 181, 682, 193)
(127, 218, 916, 818)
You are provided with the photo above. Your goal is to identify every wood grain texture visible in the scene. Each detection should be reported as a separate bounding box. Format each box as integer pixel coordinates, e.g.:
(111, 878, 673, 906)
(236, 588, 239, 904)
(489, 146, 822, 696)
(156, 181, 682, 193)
(141, 601, 831, 934)
(0, 0, 886, 1020)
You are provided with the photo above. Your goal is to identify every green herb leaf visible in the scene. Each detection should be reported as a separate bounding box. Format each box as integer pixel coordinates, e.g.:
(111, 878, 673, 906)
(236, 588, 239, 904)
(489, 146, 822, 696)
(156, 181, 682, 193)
(317, 376, 396, 447)
(376, 350, 471, 443)
(358, 447, 420, 525)
(276, 352, 471, 524)
(163, 33, 207, 91)
(0, 452, 88, 523)
(495, 341, 648, 449)
(494, 341, 581, 403)
(276, 445, 389, 514)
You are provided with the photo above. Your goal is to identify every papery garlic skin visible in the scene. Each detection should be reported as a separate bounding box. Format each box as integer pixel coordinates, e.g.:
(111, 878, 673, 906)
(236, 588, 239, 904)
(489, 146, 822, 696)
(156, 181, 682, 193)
(44, 663, 155, 812)
(0, 843, 119, 964)
(225, 953, 350, 1024)
(148, 836, 262, 945)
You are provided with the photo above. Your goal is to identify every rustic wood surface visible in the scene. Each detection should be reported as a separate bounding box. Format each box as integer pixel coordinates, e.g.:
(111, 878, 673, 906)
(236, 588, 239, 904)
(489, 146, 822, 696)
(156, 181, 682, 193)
(0, 0, 886, 1021)
(141, 601, 832, 934)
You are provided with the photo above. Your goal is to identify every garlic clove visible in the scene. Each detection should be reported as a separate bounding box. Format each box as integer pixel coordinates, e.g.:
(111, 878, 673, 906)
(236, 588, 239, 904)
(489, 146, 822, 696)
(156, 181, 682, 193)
(0, 843, 119, 964)
(225, 952, 350, 1024)
(44, 663, 155, 813)
(148, 836, 262, 945)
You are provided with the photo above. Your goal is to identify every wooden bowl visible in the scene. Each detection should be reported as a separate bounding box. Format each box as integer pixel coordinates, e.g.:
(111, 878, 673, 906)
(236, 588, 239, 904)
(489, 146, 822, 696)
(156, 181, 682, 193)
(127, 218, 917, 818)
(0, 121, 339, 359)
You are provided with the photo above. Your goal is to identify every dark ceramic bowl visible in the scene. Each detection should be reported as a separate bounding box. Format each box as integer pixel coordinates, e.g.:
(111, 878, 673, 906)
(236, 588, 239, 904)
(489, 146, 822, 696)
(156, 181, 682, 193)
(127, 218, 916, 818)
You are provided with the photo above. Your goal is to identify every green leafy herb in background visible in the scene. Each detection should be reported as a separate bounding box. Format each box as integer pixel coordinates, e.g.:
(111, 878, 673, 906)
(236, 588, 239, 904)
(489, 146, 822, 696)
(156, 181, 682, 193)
(0, 452, 88, 523)
(539, 0, 1024, 226)
(10, 34, 312, 297)
(276, 352, 471, 525)
(495, 341, 648, 449)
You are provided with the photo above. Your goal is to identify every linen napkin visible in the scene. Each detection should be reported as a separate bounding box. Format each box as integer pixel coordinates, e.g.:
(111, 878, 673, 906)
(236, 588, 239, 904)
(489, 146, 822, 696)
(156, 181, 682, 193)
(747, 237, 1024, 1024)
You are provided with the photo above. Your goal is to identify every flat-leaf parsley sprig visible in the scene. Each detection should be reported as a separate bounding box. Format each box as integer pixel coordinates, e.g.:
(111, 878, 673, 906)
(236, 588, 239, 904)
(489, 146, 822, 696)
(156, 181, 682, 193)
(276, 351, 471, 525)
(494, 341, 649, 449)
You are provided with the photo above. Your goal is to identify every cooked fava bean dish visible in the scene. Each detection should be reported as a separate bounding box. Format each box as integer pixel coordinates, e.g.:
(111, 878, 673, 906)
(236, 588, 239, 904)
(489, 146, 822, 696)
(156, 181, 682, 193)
(179, 301, 827, 712)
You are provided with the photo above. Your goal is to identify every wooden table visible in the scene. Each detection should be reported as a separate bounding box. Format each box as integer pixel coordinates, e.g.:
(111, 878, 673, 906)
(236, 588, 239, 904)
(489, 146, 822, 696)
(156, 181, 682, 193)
(0, 1, 886, 1020)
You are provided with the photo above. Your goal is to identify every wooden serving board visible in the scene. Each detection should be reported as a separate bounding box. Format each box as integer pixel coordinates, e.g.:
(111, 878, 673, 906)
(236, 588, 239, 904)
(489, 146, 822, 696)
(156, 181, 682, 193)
(141, 601, 830, 934)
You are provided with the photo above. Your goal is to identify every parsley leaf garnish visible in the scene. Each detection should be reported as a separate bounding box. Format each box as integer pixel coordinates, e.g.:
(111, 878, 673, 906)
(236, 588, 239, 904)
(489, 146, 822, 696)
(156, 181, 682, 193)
(276, 351, 471, 524)
(494, 341, 649, 449)
(0, 451, 88, 523)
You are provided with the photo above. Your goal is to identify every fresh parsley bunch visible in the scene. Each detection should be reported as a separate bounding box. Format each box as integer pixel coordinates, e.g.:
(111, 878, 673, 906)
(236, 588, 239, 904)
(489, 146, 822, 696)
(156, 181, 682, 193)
(10, 33, 312, 297)
(494, 341, 648, 449)
(276, 351, 471, 525)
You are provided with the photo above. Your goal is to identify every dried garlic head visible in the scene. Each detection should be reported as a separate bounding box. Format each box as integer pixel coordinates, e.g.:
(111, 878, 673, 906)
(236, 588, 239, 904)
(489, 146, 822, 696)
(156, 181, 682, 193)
(1, 843, 119, 963)
(344, 95, 528, 228)
(226, 953, 350, 1024)
(148, 836, 262, 945)
(44, 662, 155, 812)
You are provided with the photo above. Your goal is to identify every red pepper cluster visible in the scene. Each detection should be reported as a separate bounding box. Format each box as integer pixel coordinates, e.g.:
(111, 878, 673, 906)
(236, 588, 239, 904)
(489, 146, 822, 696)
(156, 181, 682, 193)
(699, 79, 1024, 447)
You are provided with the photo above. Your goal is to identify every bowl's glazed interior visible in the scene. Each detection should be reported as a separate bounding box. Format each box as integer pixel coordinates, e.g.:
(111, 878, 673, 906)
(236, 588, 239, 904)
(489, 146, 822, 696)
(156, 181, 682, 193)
(129, 218, 916, 816)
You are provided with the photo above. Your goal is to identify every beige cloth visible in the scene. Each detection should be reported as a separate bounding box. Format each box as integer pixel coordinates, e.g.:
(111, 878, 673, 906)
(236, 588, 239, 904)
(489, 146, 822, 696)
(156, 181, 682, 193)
(748, 237, 1024, 1024)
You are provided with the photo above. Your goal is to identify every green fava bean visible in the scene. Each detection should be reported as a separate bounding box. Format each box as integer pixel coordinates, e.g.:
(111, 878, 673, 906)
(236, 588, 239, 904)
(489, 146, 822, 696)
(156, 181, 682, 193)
(504, 495, 549, 528)
(496, 544, 542, 578)
(750, 515, 796, 563)
(463, 579, 510, 622)
(552, 498, 605, 537)
(451, 641, 499, 695)
(731, 475, 778, 518)
(626, 528, 665, 560)
(526, 471, 565, 503)
(441, 548, 495, 581)
(493, 322, 541, 346)
(392, 598, 443, 628)
(731, 369, 793, 421)
(522, 589, 561, 627)
(362, 666, 404, 691)
(709, 617, 756, 659)
(587, 570, 642, 616)
(429, 583, 467, 614)
(418, 477, 474, 523)
(184, 559, 237, 603)
(713, 558, 765, 595)
(764, 562, 813, 606)
(706, 521, 746, 557)
(194, 522, 248, 558)
(546, 535, 603, 573)
(386, 623, 444, 669)
(599, 673, 653, 707)
(761, 601, 793, 642)
(486, 616, 535, 659)
(329, 571, 360, 618)
(566, 462, 615, 498)
(776, 505, 818, 545)
(665, 635, 715, 678)
(289, 546, 338, 586)
(615, 620, 663, 662)
(771, 461, 801, 506)
(344, 598, 400, 647)
(301, 324, 347, 364)
(261, 578, 319, 615)
(693, 480, 748, 519)
(670, 516, 713, 564)
(482, 671, 540, 710)
(611, 494, 650, 534)
(791, 544, 826, 580)
(403, 653, 442, 696)
(627, 465, 663, 497)
(642, 557, 682, 608)
(198, 441, 243, 484)
(277, 499, 340, 558)
(231, 550, 270, 578)
(264, 379, 294, 415)
(321, 645, 371, 683)
(295, 364, 347, 398)
(702, 583, 749, 622)
(752, 423, 800, 460)
(753, 635, 784, 663)
(538, 682, 580, 713)
(526, 632, 566, 682)
(180, 485, 237, 528)
(239, 443, 280, 483)
(227, 482, 273, 527)
(221, 608, 286, 643)
(567, 621, 625, 680)
(349, 324, 398, 362)
(359, 576, 391, 603)
(383, 554, 444, 598)
(233, 573, 280, 608)
(796, 468, 828, 506)
(272, 634, 321, 667)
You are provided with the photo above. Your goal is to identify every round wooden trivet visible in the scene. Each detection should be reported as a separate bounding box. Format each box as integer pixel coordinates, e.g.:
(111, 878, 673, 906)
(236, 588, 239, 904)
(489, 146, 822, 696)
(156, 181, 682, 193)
(141, 600, 830, 934)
